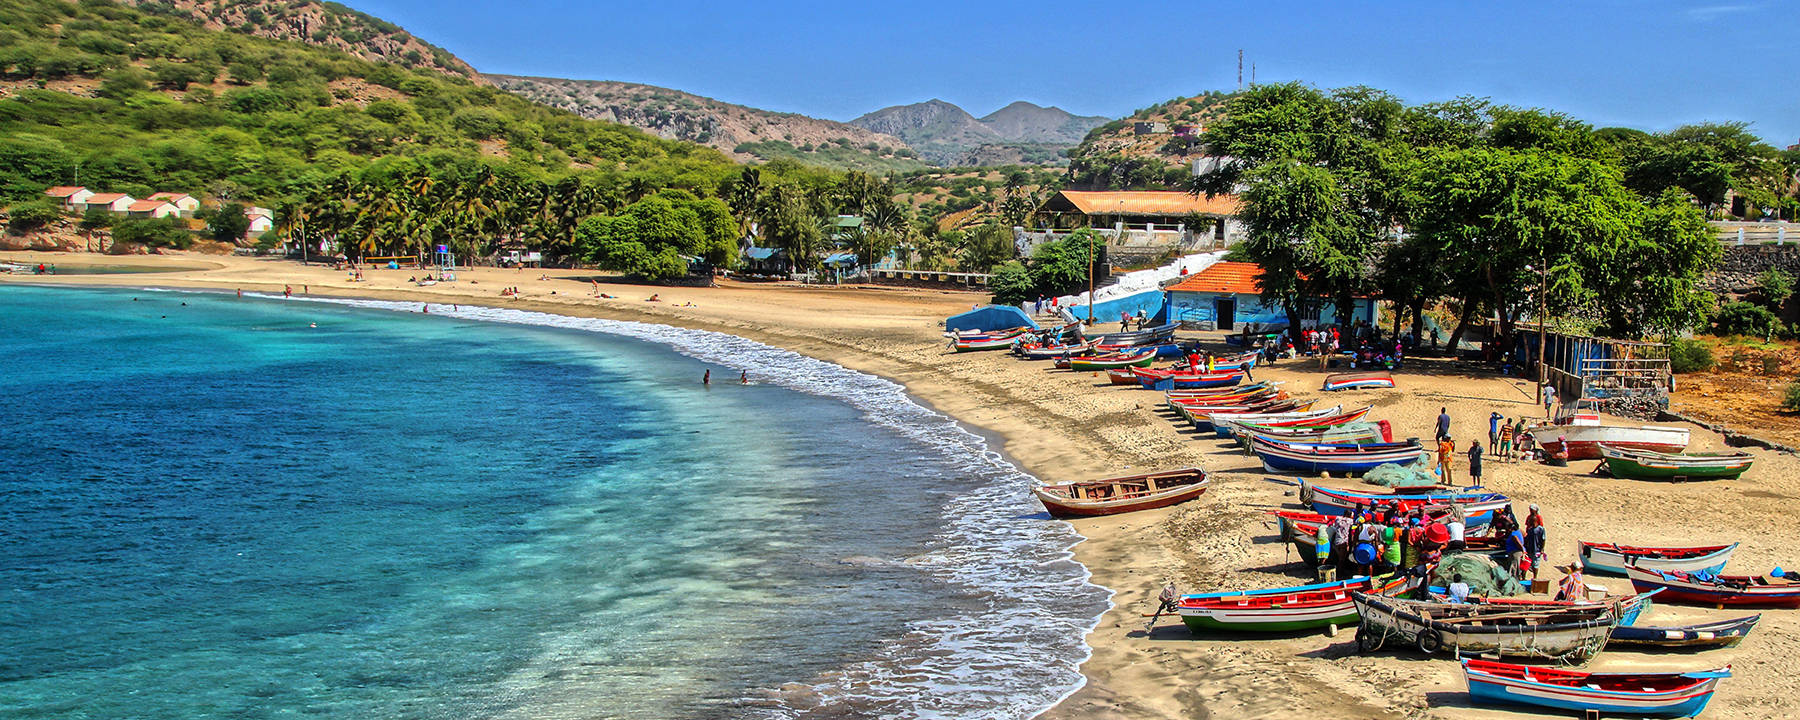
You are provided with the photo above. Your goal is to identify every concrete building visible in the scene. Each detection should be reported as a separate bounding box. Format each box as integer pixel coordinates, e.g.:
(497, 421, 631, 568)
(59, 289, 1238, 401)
(1164, 261, 1377, 331)
(148, 192, 201, 216)
(79, 193, 136, 214)
(1017, 190, 1248, 264)
(125, 200, 180, 219)
(44, 186, 93, 210)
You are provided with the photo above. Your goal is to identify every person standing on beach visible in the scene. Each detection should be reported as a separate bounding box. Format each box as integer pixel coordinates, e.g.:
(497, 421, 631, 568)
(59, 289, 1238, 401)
(1487, 412, 1503, 454)
(1541, 383, 1556, 418)
(1119, 311, 1130, 332)
(1498, 419, 1514, 462)
(284, 285, 291, 298)
(1467, 440, 1483, 486)
(1436, 436, 1456, 484)
(1435, 407, 1451, 442)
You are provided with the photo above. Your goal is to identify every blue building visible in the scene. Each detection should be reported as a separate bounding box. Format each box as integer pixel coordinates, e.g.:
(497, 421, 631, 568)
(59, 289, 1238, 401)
(1165, 261, 1376, 331)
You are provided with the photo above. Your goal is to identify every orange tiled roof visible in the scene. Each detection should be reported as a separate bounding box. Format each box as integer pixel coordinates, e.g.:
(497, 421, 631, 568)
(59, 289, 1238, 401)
(149, 192, 192, 201)
(1166, 261, 1266, 295)
(45, 186, 87, 197)
(128, 200, 172, 212)
(85, 193, 129, 203)
(1056, 190, 1241, 217)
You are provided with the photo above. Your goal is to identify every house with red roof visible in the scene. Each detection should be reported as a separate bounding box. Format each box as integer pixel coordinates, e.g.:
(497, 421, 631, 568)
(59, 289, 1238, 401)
(126, 199, 180, 219)
(1164, 261, 1376, 331)
(1021, 190, 1248, 262)
(77, 193, 136, 214)
(148, 192, 200, 216)
(44, 186, 93, 210)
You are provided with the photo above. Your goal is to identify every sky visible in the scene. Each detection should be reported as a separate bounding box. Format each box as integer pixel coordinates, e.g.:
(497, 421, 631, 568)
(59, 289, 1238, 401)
(350, 0, 1800, 145)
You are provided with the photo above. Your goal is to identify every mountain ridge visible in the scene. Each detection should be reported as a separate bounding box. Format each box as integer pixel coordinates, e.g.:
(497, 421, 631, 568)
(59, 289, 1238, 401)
(849, 98, 1107, 165)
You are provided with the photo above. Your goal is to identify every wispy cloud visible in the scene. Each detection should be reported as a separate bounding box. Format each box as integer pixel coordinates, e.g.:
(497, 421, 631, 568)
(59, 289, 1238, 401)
(1685, 3, 1763, 20)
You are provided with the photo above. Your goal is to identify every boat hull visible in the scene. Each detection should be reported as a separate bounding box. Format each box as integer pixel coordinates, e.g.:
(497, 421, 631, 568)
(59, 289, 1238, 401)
(1253, 438, 1425, 476)
(1178, 575, 1407, 633)
(1534, 424, 1690, 460)
(1033, 468, 1209, 518)
(1626, 567, 1800, 607)
(1579, 541, 1736, 576)
(1600, 446, 1753, 480)
(1463, 660, 1727, 718)
(1609, 615, 1759, 649)
(1354, 593, 1614, 662)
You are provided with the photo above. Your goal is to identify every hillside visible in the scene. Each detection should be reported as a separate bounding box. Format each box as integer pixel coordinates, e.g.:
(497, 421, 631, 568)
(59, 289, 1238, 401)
(486, 75, 927, 173)
(1064, 91, 1235, 189)
(0, 0, 734, 205)
(851, 99, 1107, 166)
(118, 0, 480, 80)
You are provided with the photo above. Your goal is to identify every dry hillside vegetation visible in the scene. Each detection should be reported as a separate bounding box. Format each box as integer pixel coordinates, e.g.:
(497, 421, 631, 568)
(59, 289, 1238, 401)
(120, 0, 479, 79)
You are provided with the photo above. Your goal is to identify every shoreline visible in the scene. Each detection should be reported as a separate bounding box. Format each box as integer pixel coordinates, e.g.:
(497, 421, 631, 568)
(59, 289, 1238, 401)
(11, 251, 1800, 719)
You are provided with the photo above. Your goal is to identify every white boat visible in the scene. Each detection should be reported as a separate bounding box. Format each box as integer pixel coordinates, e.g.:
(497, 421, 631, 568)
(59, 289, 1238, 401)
(1533, 423, 1689, 460)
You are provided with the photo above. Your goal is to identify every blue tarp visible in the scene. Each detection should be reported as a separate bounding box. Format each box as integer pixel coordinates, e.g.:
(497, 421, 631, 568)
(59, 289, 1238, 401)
(1062, 288, 1167, 326)
(946, 305, 1040, 333)
(822, 252, 858, 266)
(745, 247, 779, 260)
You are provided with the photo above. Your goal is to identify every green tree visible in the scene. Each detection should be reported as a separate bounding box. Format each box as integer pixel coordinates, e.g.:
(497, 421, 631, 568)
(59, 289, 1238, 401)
(989, 261, 1035, 305)
(1756, 267, 1794, 309)
(206, 202, 252, 244)
(575, 193, 730, 281)
(5, 200, 61, 234)
(1026, 228, 1103, 297)
(111, 216, 192, 249)
(958, 222, 1015, 273)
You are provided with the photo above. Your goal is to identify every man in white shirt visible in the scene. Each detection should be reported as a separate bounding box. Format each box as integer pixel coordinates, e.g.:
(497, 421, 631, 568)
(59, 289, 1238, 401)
(1448, 574, 1471, 603)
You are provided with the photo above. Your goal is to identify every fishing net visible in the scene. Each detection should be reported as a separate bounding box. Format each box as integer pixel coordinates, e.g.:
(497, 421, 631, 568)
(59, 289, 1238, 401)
(1433, 552, 1524, 597)
(1363, 463, 1439, 488)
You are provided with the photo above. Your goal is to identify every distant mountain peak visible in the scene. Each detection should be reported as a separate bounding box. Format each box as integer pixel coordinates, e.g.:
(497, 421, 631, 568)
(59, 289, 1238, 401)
(849, 98, 1109, 164)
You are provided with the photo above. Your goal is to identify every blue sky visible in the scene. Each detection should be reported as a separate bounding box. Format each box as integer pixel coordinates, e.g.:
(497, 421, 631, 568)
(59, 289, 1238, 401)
(353, 0, 1799, 145)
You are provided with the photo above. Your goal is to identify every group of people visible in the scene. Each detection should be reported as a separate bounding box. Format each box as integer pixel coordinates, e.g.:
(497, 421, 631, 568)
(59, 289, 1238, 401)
(1313, 500, 1473, 581)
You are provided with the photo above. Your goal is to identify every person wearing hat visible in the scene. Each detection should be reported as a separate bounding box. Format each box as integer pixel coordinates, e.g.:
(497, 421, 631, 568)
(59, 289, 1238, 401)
(1504, 521, 1528, 580)
(1525, 505, 1547, 578)
(1555, 559, 1586, 601)
(1380, 525, 1402, 575)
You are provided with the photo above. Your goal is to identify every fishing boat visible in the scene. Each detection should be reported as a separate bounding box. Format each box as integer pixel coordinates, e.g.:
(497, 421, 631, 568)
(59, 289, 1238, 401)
(1168, 395, 1294, 418)
(1297, 480, 1509, 522)
(1462, 659, 1729, 718)
(1014, 339, 1096, 360)
(1609, 614, 1760, 650)
(1233, 420, 1392, 452)
(1352, 592, 1615, 661)
(1176, 574, 1411, 633)
(1451, 589, 1659, 627)
(1162, 380, 1283, 400)
(1132, 367, 1249, 390)
(1275, 511, 1499, 566)
(950, 328, 1030, 352)
(1252, 437, 1426, 476)
(1214, 405, 1373, 437)
(1625, 566, 1800, 607)
(1534, 424, 1691, 460)
(1195, 404, 1342, 431)
(1321, 370, 1395, 391)
(1599, 445, 1754, 481)
(1578, 541, 1737, 576)
(1033, 468, 1209, 517)
(1056, 350, 1156, 371)
(1092, 322, 1177, 347)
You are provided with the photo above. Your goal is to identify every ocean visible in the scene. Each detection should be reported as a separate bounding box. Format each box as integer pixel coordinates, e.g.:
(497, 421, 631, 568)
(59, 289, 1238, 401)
(0, 285, 1109, 719)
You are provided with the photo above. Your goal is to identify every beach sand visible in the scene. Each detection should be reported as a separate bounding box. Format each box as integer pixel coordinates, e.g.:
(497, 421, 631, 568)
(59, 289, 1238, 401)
(9, 250, 1800, 719)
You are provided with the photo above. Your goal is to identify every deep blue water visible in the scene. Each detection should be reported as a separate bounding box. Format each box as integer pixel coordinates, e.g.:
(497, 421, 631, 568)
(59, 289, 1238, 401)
(0, 286, 1106, 719)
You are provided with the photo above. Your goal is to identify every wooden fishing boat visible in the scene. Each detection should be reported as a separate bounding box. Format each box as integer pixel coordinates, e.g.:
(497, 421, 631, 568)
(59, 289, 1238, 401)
(1132, 367, 1250, 390)
(1168, 395, 1293, 420)
(1352, 592, 1615, 661)
(1161, 384, 1282, 406)
(1180, 400, 1316, 430)
(1162, 380, 1282, 400)
(1176, 574, 1411, 633)
(1233, 420, 1392, 452)
(1321, 370, 1395, 391)
(1091, 322, 1177, 347)
(1252, 437, 1426, 476)
(1534, 423, 1691, 460)
(1609, 614, 1760, 649)
(1297, 480, 1509, 522)
(1599, 445, 1754, 481)
(1626, 566, 1800, 607)
(950, 328, 1030, 352)
(1014, 339, 1096, 360)
(1578, 541, 1737, 577)
(1462, 659, 1729, 717)
(1032, 468, 1209, 517)
(1056, 350, 1156, 371)
(1448, 590, 1659, 627)
(1214, 405, 1373, 438)
(1195, 404, 1342, 431)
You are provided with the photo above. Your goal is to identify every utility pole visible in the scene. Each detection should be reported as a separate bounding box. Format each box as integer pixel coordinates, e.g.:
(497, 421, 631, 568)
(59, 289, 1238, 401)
(1237, 50, 1243, 91)
(1530, 262, 1549, 419)
(1085, 229, 1095, 325)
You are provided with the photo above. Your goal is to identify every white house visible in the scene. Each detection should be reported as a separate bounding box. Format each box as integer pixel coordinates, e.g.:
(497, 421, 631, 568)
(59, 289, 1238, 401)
(126, 200, 180, 219)
(80, 193, 136, 214)
(246, 212, 273, 235)
(148, 192, 201, 216)
(44, 186, 93, 210)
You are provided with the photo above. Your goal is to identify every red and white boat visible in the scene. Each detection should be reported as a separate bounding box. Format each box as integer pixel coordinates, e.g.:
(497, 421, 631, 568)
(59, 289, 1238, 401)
(1534, 423, 1690, 460)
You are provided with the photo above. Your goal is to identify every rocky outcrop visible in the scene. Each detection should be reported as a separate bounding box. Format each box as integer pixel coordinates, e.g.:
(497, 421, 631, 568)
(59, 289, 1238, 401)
(1703, 244, 1800, 294)
(118, 0, 480, 79)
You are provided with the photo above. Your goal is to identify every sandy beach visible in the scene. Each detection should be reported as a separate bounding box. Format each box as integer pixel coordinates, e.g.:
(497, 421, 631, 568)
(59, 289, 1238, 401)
(9, 250, 1800, 719)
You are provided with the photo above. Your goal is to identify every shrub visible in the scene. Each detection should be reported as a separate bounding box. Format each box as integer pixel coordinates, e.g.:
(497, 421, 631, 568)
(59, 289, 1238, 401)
(1757, 267, 1795, 309)
(6, 200, 62, 234)
(1713, 301, 1783, 339)
(989, 261, 1034, 305)
(1764, 356, 1784, 375)
(111, 216, 192, 249)
(1668, 338, 1715, 373)
(1785, 381, 1800, 412)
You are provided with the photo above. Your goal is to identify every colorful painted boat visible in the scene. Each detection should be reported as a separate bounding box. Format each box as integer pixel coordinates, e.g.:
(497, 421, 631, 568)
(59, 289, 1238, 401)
(1297, 480, 1509, 522)
(1462, 659, 1728, 717)
(1449, 589, 1659, 627)
(1169, 396, 1301, 423)
(1014, 339, 1097, 359)
(1162, 380, 1283, 400)
(1056, 350, 1156, 371)
(1177, 574, 1411, 633)
(1578, 541, 1737, 577)
(1252, 437, 1426, 476)
(1610, 614, 1760, 649)
(1159, 383, 1283, 405)
(1233, 420, 1392, 452)
(1214, 405, 1373, 437)
(1352, 592, 1615, 661)
(1032, 468, 1208, 517)
(950, 327, 1030, 352)
(1274, 511, 1499, 566)
(1534, 423, 1691, 460)
(1322, 370, 1394, 391)
(1626, 566, 1800, 607)
(1599, 444, 1754, 481)
(1091, 322, 1177, 346)
(1132, 367, 1249, 390)
(1194, 404, 1343, 432)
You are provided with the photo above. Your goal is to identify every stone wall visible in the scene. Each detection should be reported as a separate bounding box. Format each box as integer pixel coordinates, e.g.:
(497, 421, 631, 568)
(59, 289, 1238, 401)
(1704, 244, 1800, 294)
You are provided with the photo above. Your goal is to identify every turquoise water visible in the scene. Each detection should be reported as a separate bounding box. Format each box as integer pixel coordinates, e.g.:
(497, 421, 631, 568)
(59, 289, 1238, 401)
(0, 286, 1107, 719)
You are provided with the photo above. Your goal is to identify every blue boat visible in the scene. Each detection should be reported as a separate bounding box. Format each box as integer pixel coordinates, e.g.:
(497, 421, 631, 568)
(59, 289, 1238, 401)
(1464, 659, 1728, 717)
(1251, 436, 1425, 476)
(1298, 478, 1508, 523)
